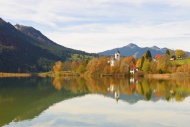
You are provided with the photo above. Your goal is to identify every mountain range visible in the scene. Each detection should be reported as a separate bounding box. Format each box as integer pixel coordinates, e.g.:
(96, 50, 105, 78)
(1, 17, 189, 73)
(0, 18, 96, 72)
(99, 43, 190, 58)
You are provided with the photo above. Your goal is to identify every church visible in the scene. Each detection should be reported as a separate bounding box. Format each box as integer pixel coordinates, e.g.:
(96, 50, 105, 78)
(108, 49, 120, 66)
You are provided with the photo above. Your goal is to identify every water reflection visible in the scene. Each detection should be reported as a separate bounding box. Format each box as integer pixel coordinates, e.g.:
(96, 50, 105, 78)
(0, 77, 85, 127)
(51, 77, 190, 103)
(1, 77, 190, 127)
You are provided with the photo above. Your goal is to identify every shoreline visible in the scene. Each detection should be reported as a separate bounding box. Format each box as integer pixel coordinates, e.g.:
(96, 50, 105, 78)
(145, 73, 190, 79)
(0, 72, 32, 77)
(0, 72, 77, 78)
(0, 72, 190, 79)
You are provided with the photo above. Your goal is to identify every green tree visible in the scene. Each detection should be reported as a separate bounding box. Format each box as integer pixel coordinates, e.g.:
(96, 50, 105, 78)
(165, 49, 172, 57)
(165, 49, 172, 60)
(156, 57, 171, 73)
(140, 56, 145, 70)
(142, 60, 151, 72)
(175, 49, 186, 59)
(76, 65, 86, 74)
(145, 50, 152, 61)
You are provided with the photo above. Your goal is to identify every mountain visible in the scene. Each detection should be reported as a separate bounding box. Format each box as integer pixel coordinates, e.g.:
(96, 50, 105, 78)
(99, 43, 190, 58)
(0, 18, 96, 72)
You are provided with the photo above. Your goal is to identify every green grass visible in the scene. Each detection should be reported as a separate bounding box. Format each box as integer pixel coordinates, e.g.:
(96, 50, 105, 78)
(174, 59, 190, 65)
(68, 54, 94, 61)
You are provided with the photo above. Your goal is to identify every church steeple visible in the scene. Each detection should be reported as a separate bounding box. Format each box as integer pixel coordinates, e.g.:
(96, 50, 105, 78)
(115, 49, 120, 60)
(115, 48, 120, 54)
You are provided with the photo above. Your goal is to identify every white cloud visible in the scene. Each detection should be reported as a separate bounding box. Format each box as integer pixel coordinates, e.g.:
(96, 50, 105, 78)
(0, 0, 190, 52)
(45, 20, 190, 52)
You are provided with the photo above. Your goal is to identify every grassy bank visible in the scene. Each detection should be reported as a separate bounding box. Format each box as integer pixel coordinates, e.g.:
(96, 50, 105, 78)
(0, 71, 77, 78)
(145, 73, 190, 79)
(0, 72, 31, 77)
(38, 71, 77, 77)
(174, 59, 190, 65)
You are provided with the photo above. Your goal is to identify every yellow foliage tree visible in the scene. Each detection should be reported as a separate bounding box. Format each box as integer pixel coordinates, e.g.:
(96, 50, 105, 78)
(125, 56, 135, 64)
(136, 58, 141, 68)
(175, 49, 186, 59)
(53, 61, 63, 73)
(71, 61, 78, 72)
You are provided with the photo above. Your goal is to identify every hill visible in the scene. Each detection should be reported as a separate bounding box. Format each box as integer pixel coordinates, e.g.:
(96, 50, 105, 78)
(99, 43, 190, 58)
(0, 18, 97, 72)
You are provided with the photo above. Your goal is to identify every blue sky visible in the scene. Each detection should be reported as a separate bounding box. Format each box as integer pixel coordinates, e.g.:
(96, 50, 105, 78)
(0, 0, 190, 53)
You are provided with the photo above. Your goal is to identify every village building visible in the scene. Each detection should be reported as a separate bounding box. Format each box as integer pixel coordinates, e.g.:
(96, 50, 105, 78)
(153, 54, 164, 62)
(130, 62, 138, 75)
(108, 49, 120, 66)
(108, 49, 139, 75)
(170, 55, 176, 60)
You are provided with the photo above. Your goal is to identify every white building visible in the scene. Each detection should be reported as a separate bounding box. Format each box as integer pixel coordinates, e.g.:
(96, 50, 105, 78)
(108, 49, 120, 66)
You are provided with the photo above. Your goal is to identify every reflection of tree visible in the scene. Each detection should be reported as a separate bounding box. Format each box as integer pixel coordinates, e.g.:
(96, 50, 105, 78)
(138, 78, 190, 102)
(53, 77, 63, 91)
(52, 76, 190, 102)
(0, 77, 85, 127)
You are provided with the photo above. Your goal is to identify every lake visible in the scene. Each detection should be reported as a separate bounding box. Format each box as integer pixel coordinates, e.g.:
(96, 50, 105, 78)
(0, 77, 190, 127)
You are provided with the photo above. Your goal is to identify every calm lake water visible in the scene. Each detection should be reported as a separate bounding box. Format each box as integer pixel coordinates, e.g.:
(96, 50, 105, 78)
(0, 77, 190, 127)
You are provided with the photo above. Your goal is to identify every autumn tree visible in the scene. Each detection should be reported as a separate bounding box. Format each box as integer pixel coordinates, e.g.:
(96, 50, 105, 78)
(103, 65, 110, 74)
(85, 58, 99, 76)
(149, 61, 157, 74)
(120, 58, 130, 75)
(75, 60, 89, 74)
(156, 57, 171, 73)
(175, 49, 186, 59)
(136, 58, 141, 68)
(62, 60, 71, 71)
(53, 61, 63, 73)
(71, 61, 78, 72)
(76, 65, 86, 74)
(96, 56, 109, 75)
(125, 56, 135, 64)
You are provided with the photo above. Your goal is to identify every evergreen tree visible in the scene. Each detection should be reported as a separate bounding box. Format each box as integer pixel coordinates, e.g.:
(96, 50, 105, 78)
(165, 49, 171, 56)
(165, 49, 172, 60)
(145, 50, 152, 61)
(140, 56, 145, 70)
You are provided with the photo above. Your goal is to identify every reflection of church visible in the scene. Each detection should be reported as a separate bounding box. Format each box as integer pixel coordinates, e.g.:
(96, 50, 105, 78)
(107, 84, 120, 102)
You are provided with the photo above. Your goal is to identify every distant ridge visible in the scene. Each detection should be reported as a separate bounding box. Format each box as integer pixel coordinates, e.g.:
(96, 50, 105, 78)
(99, 43, 190, 58)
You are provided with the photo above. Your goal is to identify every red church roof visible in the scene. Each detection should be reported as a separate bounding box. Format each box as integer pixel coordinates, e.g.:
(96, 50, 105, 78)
(130, 62, 138, 69)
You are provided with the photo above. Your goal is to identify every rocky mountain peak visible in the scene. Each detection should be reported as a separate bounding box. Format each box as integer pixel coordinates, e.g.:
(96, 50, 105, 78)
(126, 43, 138, 48)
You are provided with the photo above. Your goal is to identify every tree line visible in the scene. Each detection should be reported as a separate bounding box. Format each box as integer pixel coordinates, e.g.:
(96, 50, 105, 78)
(52, 49, 189, 77)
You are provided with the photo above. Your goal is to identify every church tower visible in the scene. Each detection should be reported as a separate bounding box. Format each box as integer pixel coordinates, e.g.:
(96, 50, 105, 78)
(115, 49, 120, 61)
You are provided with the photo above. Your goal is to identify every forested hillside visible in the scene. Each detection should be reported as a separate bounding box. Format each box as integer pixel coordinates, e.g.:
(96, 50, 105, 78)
(0, 18, 97, 72)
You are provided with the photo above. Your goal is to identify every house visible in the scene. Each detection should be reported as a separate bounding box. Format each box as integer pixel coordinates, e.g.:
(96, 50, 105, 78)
(108, 49, 120, 66)
(153, 54, 163, 62)
(170, 55, 176, 60)
(130, 62, 138, 74)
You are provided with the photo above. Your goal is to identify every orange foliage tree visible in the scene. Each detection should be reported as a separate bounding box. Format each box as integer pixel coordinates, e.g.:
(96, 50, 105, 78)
(53, 61, 63, 73)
